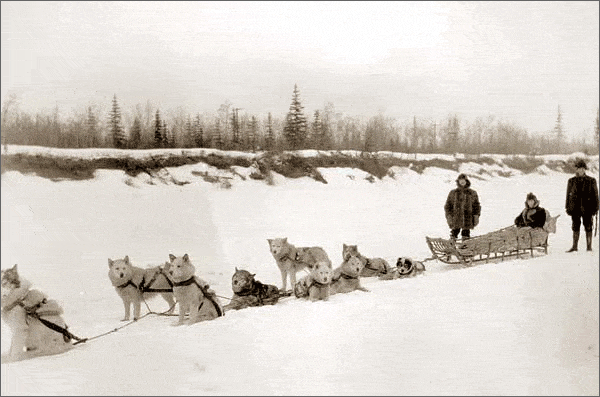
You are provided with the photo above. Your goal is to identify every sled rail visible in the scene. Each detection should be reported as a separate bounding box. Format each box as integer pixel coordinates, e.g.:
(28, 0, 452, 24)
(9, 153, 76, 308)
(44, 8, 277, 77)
(426, 216, 559, 265)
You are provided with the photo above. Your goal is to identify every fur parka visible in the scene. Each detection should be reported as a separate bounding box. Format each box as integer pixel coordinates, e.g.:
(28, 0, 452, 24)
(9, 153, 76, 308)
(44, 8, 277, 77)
(515, 194, 546, 228)
(565, 174, 599, 216)
(444, 175, 481, 230)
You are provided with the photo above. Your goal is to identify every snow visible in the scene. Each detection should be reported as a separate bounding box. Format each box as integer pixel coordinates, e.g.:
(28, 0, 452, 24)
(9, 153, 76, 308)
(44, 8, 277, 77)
(1, 149, 599, 395)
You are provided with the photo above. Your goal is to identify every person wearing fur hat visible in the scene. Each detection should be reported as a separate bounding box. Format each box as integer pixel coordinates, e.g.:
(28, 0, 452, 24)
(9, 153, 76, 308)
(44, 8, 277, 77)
(515, 193, 547, 228)
(565, 158, 599, 252)
(444, 173, 481, 240)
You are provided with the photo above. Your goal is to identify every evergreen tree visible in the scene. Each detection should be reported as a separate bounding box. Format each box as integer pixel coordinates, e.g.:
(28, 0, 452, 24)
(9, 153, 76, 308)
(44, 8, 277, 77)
(265, 112, 275, 150)
(231, 108, 242, 147)
(212, 119, 224, 149)
(184, 115, 193, 148)
(312, 110, 323, 149)
(194, 114, 204, 148)
(248, 115, 258, 151)
(109, 94, 126, 148)
(594, 107, 599, 151)
(162, 121, 170, 148)
(283, 84, 307, 149)
(86, 106, 99, 148)
(154, 110, 163, 148)
(553, 105, 564, 153)
(129, 116, 142, 149)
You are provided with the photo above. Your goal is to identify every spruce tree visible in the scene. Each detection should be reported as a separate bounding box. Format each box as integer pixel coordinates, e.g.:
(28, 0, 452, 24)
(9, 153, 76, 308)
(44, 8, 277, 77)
(265, 112, 275, 150)
(231, 108, 242, 147)
(248, 115, 258, 151)
(283, 84, 307, 150)
(109, 94, 126, 148)
(162, 121, 170, 148)
(212, 119, 223, 149)
(129, 116, 142, 149)
(595, 107, 599, 150)
(86, 106, 99, 148)
(553, 105, 564, 153)
(194, 114, 204, 148)
(154, 110, 163, 148)
(312, 110, 323, 149)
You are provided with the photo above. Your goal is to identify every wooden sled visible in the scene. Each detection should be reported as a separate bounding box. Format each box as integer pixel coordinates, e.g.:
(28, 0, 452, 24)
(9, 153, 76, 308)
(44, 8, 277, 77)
(426, 215, 560, 265)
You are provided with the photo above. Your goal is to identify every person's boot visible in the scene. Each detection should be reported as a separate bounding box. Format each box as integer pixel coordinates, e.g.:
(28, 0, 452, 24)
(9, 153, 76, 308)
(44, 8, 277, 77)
(586, 231, 593, 251)
(567, 231, 579, 252)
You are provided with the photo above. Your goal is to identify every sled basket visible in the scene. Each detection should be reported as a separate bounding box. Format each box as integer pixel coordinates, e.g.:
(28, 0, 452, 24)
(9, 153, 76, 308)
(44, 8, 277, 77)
(426, 215, 559, 265)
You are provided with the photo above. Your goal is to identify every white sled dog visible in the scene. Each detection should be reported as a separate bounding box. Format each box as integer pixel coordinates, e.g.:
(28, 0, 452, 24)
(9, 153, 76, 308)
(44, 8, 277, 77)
(167, 254, 224, 325)
(330, 255, 370, 295)
(108, 256, 176, 321)
(1, 265, 73, 362)
(342, 244, 391, 277)
(268, 238, 332, 292)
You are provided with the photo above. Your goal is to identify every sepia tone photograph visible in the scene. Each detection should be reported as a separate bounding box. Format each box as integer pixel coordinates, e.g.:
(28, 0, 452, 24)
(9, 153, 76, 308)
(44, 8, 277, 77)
(1, 1, 599, 395)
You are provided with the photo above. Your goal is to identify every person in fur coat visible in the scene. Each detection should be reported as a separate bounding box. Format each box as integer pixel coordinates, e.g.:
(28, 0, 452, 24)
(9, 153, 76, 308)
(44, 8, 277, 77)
(514, 192, 547, 228)
(444, 173, 481, 240)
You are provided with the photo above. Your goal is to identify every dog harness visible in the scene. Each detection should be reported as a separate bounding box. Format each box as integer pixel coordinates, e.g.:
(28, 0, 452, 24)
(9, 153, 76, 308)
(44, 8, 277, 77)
(363, 258, 387, 274)
(3, 292, 85, 344)
(173, 277, 224, 317)
(331, 272, 358, 283)
(115, 280, 139, 290)
(139, 267, 174, 293)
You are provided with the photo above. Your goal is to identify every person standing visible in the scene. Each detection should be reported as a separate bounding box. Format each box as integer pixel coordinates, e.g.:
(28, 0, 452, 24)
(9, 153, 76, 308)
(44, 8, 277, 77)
(565, 159, 599, 252)
(445, 173, 481, 240)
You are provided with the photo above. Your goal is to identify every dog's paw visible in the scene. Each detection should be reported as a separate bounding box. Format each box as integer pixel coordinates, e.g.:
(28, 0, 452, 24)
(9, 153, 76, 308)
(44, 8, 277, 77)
(121, 317, 130, 322)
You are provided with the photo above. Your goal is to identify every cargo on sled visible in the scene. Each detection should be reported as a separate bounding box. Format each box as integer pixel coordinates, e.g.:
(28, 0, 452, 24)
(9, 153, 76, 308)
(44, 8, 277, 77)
(425, 215, 560, 265)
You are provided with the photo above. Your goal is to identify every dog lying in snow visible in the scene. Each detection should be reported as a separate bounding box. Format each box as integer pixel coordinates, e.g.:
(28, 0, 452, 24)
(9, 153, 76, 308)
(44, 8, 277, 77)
(293, 262, 332, 301)
(378, 257, 426, 280)
(342, 244, 391, 277)
(223, 268, 288, 311)
(330, 255, 370, 295)
(268, 238, 332, 292)
(1, 265, 73, 362)
(166, 254, 223, 325)
(108, 256, 175, 321)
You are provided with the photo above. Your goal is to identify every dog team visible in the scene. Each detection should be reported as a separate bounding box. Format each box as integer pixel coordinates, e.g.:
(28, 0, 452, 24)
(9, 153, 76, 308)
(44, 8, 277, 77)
(1, 238, 423, 362)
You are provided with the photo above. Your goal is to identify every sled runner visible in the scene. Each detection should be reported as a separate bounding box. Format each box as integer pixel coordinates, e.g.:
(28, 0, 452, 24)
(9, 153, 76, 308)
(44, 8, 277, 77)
(426, 215, 560, 265)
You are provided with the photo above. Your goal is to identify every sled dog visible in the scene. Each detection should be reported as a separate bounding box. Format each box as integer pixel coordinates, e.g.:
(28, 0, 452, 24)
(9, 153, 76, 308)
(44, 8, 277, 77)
(307, 262, 332, 302)
(167, 254, 223, 325)
(342, 244, 391, 277)
(378, 257, 426, 280)
(268, 238, 332, 292)
(223, 268, 284, 311)
(330, 255, 369, 295)
(1, 265, 72, 362)
(108, 256, 175, 321)
(294, 273, 314, 299)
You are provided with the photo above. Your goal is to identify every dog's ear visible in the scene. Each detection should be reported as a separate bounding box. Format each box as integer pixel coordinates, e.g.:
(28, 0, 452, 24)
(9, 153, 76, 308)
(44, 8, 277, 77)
(183, 254, 189, 262)
(11, 264, 18, 272)
(124, 256, 130, 265)
(267, 239, 272, 245)
(235, 266, 239, 272)
(169, 254, 176, 262)
(251, 273, 256, 277)
(108, 258, 113, 268)
(283, 237, 287, 243)
(343, 243, 347, 249)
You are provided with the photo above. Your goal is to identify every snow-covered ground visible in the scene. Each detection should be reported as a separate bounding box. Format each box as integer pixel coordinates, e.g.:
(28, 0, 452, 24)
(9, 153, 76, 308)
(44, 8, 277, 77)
(1, 150, 598, 395)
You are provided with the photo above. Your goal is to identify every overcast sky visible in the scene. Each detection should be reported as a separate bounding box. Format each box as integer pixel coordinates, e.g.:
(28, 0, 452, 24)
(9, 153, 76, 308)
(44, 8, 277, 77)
(2, 1, 599, 140)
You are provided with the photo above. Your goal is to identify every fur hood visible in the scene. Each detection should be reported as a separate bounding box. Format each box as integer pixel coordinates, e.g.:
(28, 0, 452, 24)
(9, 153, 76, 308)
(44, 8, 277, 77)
(455, 173, 471, 188)
(525, 193, 540, 208)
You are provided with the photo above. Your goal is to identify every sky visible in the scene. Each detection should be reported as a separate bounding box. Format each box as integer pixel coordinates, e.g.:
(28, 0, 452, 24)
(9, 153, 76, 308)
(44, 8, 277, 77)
(1, 147, 598, 395)
(1, 1, 599, 140)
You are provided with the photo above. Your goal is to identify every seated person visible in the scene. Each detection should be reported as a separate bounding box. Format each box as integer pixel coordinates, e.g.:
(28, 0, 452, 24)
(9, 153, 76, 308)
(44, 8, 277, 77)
(514, 192, 547, 228)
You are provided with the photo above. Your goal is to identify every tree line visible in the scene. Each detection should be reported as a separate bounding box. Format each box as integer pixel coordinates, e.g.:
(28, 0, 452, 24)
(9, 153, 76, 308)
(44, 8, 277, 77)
(1, 86, 598, 155)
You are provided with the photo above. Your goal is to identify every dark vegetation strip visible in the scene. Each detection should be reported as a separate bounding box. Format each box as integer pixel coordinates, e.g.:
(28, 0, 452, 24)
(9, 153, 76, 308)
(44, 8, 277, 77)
(0, 150, 586, 183)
